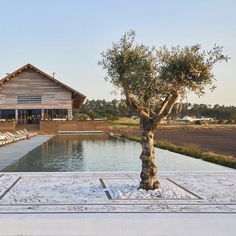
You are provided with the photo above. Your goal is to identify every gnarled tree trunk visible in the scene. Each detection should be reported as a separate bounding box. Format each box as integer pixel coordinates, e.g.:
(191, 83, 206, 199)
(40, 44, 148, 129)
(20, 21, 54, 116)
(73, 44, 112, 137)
(139, 117, 160, 190)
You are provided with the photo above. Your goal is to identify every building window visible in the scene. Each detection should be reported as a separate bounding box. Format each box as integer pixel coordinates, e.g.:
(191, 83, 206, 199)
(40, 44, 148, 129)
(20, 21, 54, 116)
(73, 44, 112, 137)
(18, 109, 41, 124)
(0, 110, 15, 120)
(17, 96, 42, 104)
(44, 109, 68, 120)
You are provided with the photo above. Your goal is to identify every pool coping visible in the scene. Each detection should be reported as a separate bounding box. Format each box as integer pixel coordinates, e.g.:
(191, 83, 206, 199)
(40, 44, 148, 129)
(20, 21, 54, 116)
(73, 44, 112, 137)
(0, 135, 54, 171)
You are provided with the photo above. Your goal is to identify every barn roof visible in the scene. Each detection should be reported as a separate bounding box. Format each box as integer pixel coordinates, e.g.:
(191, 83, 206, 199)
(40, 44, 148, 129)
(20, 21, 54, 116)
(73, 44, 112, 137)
(0, 63, 86, 100)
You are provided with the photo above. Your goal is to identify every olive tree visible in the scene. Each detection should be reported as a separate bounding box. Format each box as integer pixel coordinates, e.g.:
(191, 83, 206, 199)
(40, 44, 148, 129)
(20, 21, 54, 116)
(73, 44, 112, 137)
(99, 31, 229, 190)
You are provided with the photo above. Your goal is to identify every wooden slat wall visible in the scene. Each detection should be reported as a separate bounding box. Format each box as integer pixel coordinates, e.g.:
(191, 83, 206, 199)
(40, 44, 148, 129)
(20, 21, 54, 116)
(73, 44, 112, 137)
(0, 121, 16, 132)
(0, 69, 72, 110)
(40, 120, 109, 134)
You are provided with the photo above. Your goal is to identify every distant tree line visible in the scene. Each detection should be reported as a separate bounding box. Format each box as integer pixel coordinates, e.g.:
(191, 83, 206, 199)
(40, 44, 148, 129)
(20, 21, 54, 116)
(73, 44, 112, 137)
(172, 103, 236, 121)
(73, 99, 136, 120)
(74, 99, 236, 122)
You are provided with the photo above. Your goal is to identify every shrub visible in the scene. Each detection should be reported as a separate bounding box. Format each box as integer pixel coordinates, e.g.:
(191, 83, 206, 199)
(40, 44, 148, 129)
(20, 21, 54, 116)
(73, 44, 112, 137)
(194, 120, 203, 125)
(107, 115, 119, 121)
(78, 114, 89, 120)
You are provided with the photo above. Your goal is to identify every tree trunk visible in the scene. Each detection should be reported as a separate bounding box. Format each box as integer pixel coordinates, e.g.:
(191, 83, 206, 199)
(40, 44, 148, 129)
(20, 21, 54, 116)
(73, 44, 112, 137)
(139, 117, 160, 190)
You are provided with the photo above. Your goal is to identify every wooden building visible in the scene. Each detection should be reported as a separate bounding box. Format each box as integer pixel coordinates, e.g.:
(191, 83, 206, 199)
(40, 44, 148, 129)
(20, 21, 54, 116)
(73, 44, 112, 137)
(0, 64, 86, 125)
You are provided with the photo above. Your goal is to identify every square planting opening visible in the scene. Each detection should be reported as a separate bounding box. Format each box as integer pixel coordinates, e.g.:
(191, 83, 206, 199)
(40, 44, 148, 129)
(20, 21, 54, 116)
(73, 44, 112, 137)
(102, 177, 201, 200)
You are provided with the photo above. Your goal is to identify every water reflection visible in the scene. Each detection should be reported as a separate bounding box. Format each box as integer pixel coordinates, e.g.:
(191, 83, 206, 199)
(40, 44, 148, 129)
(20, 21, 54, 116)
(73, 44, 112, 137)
(4, 135, 230, 172)
(5, 135, 142, 172)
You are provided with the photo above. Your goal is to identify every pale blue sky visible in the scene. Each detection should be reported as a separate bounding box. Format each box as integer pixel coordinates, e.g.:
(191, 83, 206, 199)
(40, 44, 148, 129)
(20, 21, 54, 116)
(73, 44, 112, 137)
(0, 0, 235, 105)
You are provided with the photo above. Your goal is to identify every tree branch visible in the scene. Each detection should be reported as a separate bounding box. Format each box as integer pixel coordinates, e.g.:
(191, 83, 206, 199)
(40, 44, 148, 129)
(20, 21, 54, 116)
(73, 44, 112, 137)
(154, 93, 179, 124)
(125, 91, 150, 119)
(156, 95, 171, 116)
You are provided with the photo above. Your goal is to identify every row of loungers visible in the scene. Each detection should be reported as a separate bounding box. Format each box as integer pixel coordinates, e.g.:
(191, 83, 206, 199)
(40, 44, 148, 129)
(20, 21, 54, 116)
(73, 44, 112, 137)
(0, 129, 38, 147)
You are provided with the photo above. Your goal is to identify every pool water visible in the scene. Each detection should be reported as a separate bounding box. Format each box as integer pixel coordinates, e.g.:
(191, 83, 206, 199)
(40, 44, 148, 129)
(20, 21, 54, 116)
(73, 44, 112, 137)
(4, 135, 231, 172)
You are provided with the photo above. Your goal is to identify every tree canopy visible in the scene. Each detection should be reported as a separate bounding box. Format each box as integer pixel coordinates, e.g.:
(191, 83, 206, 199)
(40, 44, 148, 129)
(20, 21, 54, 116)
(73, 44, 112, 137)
(99, 31, 229, 125)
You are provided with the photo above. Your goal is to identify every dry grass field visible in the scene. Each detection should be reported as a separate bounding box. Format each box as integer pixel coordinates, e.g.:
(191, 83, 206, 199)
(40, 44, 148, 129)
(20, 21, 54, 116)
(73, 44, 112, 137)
(110, 118, 236, 158)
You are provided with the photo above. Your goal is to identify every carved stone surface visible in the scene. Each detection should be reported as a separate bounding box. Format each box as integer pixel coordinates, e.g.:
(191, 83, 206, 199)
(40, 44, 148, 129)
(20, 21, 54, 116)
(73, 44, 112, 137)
(0, 171, 235, 213)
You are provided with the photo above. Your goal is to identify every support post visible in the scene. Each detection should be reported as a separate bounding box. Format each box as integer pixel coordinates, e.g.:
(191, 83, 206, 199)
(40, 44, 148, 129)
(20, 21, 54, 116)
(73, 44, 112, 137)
(15, 109, 18, 125)
(41, 109, 44, 120)
(68, 109, 72, 120)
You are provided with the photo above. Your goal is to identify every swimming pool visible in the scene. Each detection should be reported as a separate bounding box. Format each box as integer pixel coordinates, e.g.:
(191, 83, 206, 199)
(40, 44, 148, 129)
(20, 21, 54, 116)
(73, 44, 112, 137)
(3, 135, 231, 172)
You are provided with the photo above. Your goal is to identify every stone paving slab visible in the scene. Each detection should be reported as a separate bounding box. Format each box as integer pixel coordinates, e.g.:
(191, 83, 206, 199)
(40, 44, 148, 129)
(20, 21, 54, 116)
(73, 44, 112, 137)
(0, 171, 235, 214)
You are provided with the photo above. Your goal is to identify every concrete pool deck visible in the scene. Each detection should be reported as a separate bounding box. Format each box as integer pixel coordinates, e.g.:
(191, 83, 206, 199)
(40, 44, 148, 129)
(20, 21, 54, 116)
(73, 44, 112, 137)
(0, 135, 53, 171)
(0, 171, 235, 235)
